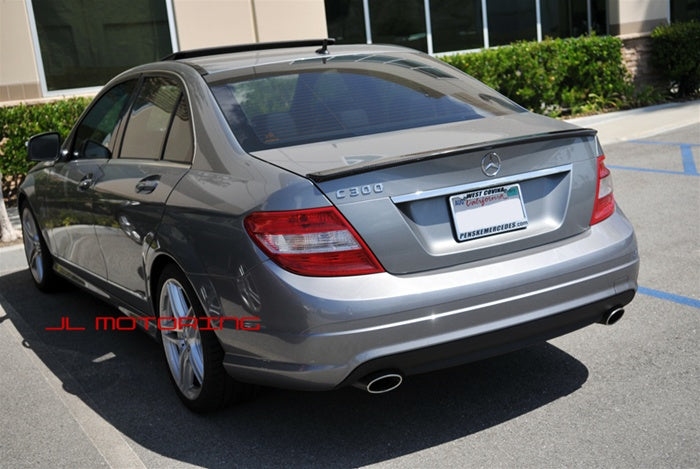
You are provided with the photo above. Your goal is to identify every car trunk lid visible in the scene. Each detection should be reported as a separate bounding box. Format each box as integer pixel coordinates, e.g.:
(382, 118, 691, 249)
(250, 114, 601, 274)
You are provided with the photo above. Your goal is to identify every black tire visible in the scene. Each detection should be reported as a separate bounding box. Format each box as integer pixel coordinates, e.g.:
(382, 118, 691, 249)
(21, 206, 60, 292)
(156, 264, 256, 412)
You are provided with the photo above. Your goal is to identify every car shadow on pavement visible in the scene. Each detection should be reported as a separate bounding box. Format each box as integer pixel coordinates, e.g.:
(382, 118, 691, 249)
(1, 268, 589, 468)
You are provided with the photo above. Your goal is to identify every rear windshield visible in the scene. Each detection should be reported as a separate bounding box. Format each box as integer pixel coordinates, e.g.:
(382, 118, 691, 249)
(209, 54, 523, 152)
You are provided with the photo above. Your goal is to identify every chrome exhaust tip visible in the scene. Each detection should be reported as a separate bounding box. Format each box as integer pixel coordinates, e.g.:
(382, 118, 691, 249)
(599, 307, 625, 325)
(353, 371, 403, 394)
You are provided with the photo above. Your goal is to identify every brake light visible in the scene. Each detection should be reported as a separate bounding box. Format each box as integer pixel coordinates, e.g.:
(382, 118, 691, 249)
(590, 155, 615, 225)
(244, 207, 384, 276)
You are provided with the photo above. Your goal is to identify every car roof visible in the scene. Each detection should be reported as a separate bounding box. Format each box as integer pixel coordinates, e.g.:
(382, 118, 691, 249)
(161, 40, 417, 77)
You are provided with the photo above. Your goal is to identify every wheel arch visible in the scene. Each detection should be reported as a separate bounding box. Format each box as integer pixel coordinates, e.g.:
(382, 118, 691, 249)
(17, 190, 48, 253)
(17, 192, 27, 212)
(148, 253, 183, 316)
(147, 252, 221, 323)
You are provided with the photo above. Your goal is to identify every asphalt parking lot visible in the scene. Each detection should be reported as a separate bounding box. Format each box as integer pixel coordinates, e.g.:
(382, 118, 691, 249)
(0, 104, 698, 468)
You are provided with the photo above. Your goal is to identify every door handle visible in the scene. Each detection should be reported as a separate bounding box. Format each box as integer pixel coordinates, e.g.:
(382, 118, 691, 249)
(135, 176, 160, 194)
(78, 174, 93, 191)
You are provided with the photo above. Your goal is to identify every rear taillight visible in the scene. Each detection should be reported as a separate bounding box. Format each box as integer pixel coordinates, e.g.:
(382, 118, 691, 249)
(590, 155, 615, 225)
(244, 207, 384, 276)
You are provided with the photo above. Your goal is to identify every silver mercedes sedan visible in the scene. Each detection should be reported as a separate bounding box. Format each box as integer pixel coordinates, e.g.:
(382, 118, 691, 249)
(20, 39, 639, 411)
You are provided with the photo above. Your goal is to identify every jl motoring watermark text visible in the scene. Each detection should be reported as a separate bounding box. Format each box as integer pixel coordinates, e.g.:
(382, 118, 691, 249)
(46, 316, 261, 331)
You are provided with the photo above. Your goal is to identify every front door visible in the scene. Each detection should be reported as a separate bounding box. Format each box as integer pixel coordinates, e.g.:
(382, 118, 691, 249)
(43, 79, 137, 278)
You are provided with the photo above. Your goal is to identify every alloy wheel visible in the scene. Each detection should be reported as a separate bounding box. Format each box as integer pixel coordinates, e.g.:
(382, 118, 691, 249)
(22, 208, 44, 284)
(159, 278, 205, 400)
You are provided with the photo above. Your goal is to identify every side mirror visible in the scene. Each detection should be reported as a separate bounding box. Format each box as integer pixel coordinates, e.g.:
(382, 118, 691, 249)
(27, 132, 60, 162)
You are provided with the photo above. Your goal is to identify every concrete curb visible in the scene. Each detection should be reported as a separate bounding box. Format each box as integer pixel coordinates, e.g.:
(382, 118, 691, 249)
(0, 243, 22, 252)
(0, 206, 22, 250)
(7, 205, 20, 231)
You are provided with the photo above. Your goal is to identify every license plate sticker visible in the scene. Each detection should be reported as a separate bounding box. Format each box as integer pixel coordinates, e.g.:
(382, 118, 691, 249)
(449, 184, 528, 242)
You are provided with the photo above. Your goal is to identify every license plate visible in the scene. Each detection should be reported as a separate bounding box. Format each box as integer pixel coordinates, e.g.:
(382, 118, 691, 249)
(449, 184, 528, 242)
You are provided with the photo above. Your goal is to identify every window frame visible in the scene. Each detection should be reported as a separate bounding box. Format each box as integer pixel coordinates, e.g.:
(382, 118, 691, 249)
(24, 0, 180, 97)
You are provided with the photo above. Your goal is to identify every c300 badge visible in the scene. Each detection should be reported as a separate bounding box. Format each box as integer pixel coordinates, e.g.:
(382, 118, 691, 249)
(336, 183, 384, 199)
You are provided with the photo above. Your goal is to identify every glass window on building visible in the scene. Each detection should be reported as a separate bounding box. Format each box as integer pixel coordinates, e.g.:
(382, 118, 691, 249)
(324, 0, 609, 54)
(590, 0, 608, 35)
(325, 0, 366, 43)
(541, 0, 588, 38)
(486, 0, 537, 46)
(369, 0, 428, 52)
(31, 0, 173, 91)
(431, 0, 484, 52)
(671, 0, 700, 21)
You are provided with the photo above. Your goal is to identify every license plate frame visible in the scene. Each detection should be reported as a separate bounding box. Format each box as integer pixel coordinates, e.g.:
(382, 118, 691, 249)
(449, 184, 528, 242)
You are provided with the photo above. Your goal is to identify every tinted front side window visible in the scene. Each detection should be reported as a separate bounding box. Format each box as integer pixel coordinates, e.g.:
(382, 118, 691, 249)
(210, 54, 522, 152)
(120, 77, 182, 160)
(72, 79, 136, 159)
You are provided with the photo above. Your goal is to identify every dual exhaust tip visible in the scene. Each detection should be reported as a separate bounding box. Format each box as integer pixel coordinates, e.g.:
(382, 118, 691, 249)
(599, 307, 625, 326)
(353, 307, 625, 394)
(353, 371, 403, 394)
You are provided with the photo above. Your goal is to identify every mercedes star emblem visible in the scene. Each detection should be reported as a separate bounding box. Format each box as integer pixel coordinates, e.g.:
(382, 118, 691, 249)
(481, 152, 502, 177)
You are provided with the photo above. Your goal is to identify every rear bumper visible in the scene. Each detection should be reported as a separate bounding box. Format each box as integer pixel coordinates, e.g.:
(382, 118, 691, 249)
(337, 289, 634, 388)
(209, 210, 639, 391)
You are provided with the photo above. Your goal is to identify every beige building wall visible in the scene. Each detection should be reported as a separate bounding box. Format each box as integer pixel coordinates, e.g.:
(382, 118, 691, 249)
(608, 0, 670, 36)
(253, 0, 327, 42)
(173, 0, 257, 49)
(173, 0, 327, 49)
(0, 0, 41, 101)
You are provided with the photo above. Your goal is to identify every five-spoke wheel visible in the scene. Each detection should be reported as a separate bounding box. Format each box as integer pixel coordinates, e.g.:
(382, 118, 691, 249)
(157, 264, 254, 411)
(159, 278, 205, 401)
(21, 206, 57, 291)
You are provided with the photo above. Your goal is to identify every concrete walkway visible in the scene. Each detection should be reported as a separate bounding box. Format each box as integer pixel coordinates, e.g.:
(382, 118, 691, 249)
(568, 100, 700, 146)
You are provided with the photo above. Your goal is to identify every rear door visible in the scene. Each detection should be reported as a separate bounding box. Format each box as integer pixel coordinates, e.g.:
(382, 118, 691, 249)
(91, 75, 192, 304)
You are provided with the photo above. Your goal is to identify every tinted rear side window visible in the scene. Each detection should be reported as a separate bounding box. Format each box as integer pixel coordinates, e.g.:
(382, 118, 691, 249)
(162, 94, 194, 163)
(210, 53, 523, 152)
(121, 76, 183, 160)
